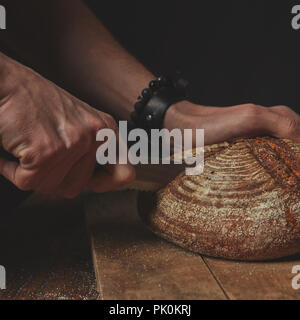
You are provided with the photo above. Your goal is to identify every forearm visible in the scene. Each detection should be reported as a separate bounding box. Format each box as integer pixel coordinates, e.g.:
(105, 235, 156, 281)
(1, 0, 154, 120)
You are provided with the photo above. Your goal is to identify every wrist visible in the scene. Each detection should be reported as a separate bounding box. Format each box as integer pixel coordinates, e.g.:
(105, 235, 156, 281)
(129, 76, 189, 132)
(163, 100, 199, 130)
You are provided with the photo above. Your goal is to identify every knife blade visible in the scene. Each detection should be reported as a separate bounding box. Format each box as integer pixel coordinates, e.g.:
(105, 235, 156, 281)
(120, 162, 186, 192)
(120, 142, 230, 191)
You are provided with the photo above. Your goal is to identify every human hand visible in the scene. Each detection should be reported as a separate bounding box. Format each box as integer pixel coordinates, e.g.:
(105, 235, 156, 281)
(164, 101, 300, 146)
(0, 55, 135, 198)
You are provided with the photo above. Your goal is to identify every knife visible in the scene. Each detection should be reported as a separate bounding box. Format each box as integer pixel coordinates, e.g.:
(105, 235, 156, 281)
(0, 147, 185, 192)
(121, 161, 187, 191)
(0, 142, 228, 193)
(119, 142, 229, 192)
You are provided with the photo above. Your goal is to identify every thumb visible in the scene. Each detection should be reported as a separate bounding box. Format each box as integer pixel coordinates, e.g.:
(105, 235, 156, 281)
(88, 163, 136, 193)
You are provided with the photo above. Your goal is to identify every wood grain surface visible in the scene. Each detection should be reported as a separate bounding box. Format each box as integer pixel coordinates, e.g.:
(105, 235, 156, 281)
(203, 255, 300, 300)
(86, 191, 226, 300)
(86, 190, 300, 300)
(2, 189, 298, 300)
(0, 194, 99, 300)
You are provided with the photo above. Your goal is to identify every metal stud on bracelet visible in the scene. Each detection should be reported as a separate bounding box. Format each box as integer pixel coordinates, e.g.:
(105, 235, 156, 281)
(129, 75, 188, 133)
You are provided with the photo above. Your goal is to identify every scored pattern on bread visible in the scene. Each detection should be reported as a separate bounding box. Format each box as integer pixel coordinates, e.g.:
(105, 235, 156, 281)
(139, 137, 300, 261)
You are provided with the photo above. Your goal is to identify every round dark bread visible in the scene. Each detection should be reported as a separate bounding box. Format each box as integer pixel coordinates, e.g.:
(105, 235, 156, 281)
(138, 137, 300, 261)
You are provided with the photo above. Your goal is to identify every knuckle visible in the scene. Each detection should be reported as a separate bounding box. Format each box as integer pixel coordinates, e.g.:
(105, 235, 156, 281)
(237, 104, 265, 125)
(103, 113, 114, 124)
(102, 113, 118, 131)
(89, 117, 106, 133)
(26, 145, 55, 168)
(62, 126, 90, 152)
(286, 118, 298, 135)
(63, 127, 81, 150)
(278, 105, 290, 111)
(18, 148, 35, 166)
(21, 147, 43, 168)
(272, 105, 291, 114)
(241, 104, 263, 117)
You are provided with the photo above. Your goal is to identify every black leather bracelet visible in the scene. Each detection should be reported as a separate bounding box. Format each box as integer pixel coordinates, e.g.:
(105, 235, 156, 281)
(129, 76, 189, 132)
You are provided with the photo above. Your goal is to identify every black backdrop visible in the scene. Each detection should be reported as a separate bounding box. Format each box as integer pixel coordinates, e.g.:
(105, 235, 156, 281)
(1, 1, 300, 213)
(86, 0, 300, 113)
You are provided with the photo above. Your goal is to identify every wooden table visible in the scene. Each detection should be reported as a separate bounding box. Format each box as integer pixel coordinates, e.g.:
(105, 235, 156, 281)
(1, 191, 299, 300)
(86, 191, 300, 300)
(0, 194, 99, 300)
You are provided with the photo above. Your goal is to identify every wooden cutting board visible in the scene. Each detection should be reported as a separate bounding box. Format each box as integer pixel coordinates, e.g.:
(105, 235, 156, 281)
(85, 190, 300, 300)
(85, 190, 225, 300)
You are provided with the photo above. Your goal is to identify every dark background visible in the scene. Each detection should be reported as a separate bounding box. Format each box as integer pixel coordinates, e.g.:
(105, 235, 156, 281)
(1, 0, 300, 212)
(86, 0, 300, 112)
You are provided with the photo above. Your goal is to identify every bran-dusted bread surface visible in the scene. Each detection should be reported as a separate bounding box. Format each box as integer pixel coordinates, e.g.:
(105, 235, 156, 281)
(139, 137, 300, 261)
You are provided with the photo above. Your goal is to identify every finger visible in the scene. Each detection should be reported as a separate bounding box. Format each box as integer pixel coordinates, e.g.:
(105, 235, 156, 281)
(34, 144, 89, 194)
(221, 105, 299, 142)
(0, 157, 18, 185)
(269, 106, 299, 117)
(88, 163, 135, 193)
(266, 110, 300, 142)
(54, 153, 97, 198)
(88, 113, 135, 193)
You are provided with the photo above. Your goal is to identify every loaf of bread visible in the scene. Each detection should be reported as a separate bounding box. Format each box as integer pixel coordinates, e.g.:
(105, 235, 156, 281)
(138, 137, 300, 261)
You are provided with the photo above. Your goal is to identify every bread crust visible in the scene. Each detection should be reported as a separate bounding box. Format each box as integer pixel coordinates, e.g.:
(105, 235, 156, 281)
(139, 137, 300, 261)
